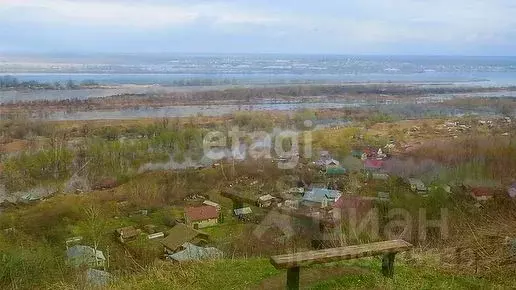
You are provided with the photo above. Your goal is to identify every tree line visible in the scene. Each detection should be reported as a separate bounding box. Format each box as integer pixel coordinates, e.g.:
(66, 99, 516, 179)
(0, 75, 99, 90)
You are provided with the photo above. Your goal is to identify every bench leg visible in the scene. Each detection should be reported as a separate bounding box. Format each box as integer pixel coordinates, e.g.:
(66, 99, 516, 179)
(287, 267, 300, 290)
(382, 253, 396, 278)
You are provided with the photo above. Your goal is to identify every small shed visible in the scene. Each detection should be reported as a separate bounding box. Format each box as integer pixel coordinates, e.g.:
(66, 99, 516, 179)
(234, 207, 253, 216)
(148, 232, 165, 240)
(325, 166, 347, 176)
(86, 269, 111, 287)
(351, 150, 363, 159)
(168, 242, 223, 262)
(257, 194, 276, 208)
(407, 178, 427, 193)
(185, 206, 219, 229)
(115, 226, 141, 243)
(66, 245, 106, 268)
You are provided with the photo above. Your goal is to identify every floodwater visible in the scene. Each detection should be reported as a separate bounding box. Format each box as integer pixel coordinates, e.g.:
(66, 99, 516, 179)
(0, 86, 219, 103)
(46, 102, 363, 121)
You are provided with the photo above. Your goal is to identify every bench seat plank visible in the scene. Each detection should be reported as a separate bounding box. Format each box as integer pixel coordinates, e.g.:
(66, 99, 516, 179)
(270, 240, 412, 269)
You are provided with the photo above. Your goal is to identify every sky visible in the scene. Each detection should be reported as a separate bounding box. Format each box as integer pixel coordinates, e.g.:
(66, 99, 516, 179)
(1, 0, 516, 55)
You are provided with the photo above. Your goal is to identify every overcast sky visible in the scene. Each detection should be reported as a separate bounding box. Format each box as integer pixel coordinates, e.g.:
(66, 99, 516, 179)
(1, 0, 515, 55)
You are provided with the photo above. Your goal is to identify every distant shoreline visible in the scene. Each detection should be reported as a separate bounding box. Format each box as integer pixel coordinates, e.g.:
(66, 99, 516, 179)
(1, 83, 515, 121)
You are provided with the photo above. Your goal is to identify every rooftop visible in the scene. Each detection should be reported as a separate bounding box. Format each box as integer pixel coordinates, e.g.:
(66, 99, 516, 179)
(234, 207, 253, 215)
(364, 159, 384, 170)
(471, 187, 494, 197)
(168, 243, 223, 261)
(185, 206, 219, 222)
(303, 188, 341, 204)
(66, 245, 105, 267)
(161, 224, 208, 251)
(202, 200, 220, 209)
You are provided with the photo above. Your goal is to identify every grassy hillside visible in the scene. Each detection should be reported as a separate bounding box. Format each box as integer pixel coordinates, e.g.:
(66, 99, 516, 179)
(110, 257, 514, 290)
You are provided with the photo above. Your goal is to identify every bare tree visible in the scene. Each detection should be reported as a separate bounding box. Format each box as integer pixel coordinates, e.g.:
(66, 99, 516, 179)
(84, 205, 106, 269)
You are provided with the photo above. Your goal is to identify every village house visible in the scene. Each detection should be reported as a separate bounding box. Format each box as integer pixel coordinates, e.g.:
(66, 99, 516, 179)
(325, 158, 340, 167)
(470, 187, 494, 201)
(376, 148, 387, 160)
(66, 245, 106, 268)
(364, 159, 384, 172)
(161, 223, 209, 255)
(184, 205, 219, 229)
(314, 150, 337, 168)
(115, 226, 141, 243)
(302, 188, 342, 208)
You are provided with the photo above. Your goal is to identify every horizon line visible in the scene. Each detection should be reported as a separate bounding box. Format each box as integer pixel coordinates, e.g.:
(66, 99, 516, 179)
(2, 51, 516, 58)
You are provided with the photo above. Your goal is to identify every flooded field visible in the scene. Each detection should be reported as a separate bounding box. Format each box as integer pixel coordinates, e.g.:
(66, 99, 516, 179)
(46, 102, 363, 120)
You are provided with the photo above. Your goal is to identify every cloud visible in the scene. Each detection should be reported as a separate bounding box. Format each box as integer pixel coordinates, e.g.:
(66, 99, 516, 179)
(0, 0, 515, 54)
(0, 0, 278, 27)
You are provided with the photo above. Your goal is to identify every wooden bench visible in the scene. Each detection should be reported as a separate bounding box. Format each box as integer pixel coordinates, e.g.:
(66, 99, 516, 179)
(270, 239, 413, 290)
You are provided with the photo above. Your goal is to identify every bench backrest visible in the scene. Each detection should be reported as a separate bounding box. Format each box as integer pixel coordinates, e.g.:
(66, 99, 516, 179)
(270, 239, 412, 269)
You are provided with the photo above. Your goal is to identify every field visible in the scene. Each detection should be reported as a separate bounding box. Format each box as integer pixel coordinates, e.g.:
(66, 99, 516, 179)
(1, 103, 516, 289)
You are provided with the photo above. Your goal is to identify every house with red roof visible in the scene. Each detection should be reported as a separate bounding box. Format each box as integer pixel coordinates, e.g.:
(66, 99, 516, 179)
(364, 159, 384, 171)
(470, 187, 494, 202)
(184, 205, 219, 229)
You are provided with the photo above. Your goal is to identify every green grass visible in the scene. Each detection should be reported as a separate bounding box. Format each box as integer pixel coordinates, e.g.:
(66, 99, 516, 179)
(309, 260, 496, 290)
(202, 222, 247, 243)
(110, 257, 515, 290)
(112, 258, 279, 290)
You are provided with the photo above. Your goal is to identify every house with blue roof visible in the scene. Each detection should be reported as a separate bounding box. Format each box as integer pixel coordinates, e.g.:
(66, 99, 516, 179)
(302, 188, 342, 207)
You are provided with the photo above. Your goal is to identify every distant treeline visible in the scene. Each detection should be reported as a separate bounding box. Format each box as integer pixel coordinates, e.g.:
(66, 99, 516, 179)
(3, 83, 516, 109)
(155, 84, 516, 102)
(0, 75, 99, 90)
(169, 78, 338, 86)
